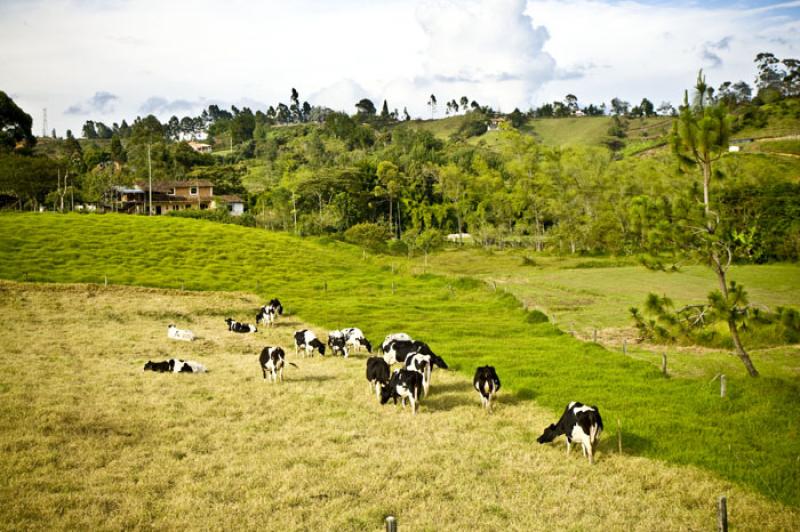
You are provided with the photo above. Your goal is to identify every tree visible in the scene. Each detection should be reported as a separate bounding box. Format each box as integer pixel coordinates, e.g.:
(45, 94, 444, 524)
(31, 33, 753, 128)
(110, 135, 126, 164)
(380, 99, 390, 121)
(427, 94, 437, 118)
(565, 94, 579, 113)
(754, 52, 782, 90)
(376, 160, 403, 238)
(82, 120, 98, 139)
(639, 98, 655, 117)
(610, 97, 630, 116)
(403, 107, 411, 121)
(355, 98, 376, 117)
(671, 70, 758, 377)
(0, 91, 36, 151)
(460, 96, 469, 111)
(95, 122, 113, 139)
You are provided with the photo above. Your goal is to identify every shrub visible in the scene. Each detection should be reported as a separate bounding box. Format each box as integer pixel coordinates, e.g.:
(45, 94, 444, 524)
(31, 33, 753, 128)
(343, 223, 390, 252)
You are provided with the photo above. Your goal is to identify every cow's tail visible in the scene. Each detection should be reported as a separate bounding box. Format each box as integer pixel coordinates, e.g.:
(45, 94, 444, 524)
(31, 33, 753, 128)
(288, 362, 299, 368)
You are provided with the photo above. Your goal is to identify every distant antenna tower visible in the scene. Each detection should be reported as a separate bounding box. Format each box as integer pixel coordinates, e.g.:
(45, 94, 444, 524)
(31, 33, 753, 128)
(42, 108, 48, 138)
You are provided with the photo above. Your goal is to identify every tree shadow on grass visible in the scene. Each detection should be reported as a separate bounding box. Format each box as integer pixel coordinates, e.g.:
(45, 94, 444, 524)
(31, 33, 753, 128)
(290, 374, 337, 383)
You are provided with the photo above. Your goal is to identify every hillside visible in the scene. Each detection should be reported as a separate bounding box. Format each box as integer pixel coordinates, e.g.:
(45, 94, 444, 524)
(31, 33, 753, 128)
(3, 281, 797, 529)
(1, 213, 799, 509)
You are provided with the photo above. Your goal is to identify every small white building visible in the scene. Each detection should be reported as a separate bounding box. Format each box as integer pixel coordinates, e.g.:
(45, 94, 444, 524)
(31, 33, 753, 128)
(188, 141, 213, 154)
(214, 195, 245, 216)
(728, 145, 741, 153)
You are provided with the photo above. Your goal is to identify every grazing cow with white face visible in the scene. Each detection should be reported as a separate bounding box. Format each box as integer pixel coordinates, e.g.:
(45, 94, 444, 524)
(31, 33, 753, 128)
(144, 358, 207, 373)
(294, 329, 326, 357)
(167, 324, 195, 342)
(342, 327, 372, 353)
(381, 332, 413, 353)
(383, 340, 448, 372)
(473, 366, 501, 412)
(537, 402, 604, 464)
(366, 356, 390, 400)
(380, 369, 424, 415)
(327, 330, 349, 358)
(225, 318, 257, 333)
(259, 346, 297, 383)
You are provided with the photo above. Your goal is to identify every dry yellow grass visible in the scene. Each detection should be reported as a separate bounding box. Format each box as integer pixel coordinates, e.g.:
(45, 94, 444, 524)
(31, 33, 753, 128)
(0, 281, 797, 531)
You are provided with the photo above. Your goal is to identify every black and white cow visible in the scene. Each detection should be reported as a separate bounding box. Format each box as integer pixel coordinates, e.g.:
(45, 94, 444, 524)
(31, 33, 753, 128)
(259, 346, 296, 383)
(257, 298, 284, 327)
(473, 366, 501, 412)
(225, 318, 257, 333)
(404, 353, 433, 397)
(366, 356, 390, 400)
(383, 340, 448, 371)
(294, 329, 326, 357)
(342, 327, 372, 353)
(327, 330, 349, 358)
(380, 369, 424, 415)
(144, 358, 207, 373)
(381, 332, 413, 353)
(167, 324, 195, 342)
(537, 401, 604, 464)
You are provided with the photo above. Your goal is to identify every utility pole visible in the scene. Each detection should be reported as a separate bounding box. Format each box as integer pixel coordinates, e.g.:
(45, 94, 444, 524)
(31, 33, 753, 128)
(147, 143, 153, 215)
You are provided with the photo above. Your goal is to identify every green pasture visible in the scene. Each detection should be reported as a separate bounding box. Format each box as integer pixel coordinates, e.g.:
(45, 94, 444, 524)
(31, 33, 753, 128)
(0, 213, 799, 508)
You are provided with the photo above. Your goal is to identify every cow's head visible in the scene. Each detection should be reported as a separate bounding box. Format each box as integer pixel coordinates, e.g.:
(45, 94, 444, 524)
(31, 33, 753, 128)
(536, 424, 560, 444)
(380, 383, 394, 404)
(225, 318, 233, 329)
(144, 361, 153, 371)
(361, 339, 373, 353)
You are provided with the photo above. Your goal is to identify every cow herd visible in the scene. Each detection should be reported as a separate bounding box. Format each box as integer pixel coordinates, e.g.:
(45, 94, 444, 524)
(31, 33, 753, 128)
(145, 296, 604, 463)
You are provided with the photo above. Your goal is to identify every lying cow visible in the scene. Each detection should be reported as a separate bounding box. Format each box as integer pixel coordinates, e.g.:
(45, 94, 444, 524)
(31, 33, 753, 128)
(167, 324, 195, 342)
(225, 318, 257, 333)
(366, 356, 390, 400)
(327, 330, 349, 358)
(342, 327, 372, 353)
(473, 366, 501, 412)
(381, 369, 424, 415)
(383, 340, 448, 371)
(259, 346, 297, 383)
(381, 332, 413, 353)
(537, 401, 604, 464)
(144, 358, 207, 373)
(294, 329, 326, 357)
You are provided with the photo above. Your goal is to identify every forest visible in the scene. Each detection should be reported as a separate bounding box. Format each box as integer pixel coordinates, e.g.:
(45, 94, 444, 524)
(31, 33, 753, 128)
(1, 52, 799, 262)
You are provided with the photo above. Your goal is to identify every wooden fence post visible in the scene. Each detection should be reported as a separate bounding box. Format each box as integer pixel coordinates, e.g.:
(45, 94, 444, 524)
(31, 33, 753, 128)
(324, 281, 328, 293)
(720, 375, 727, 398)
(391, 281, 395, 295)
(718, 496, 728, 532)
(622, 339, 627, 355)
(617, 418, 622, 454)
(593, 329, 597, 343)
(385, 515, 397, 532)
(104, 275, 108, 286)
(661, 352, 668, 377)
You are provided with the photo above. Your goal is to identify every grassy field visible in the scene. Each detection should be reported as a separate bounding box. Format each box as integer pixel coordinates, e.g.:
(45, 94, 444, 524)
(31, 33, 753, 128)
(1, 281, 798, 530)
(0, 213, 799, 511)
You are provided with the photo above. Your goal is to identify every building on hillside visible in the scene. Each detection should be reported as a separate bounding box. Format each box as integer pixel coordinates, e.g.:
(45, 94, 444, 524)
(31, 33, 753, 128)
(188, 141, 213, 154)
(111, 180, 214, 215)
(487, 118, 507, 132)
(212, 194, 245, 216)
(573, 109, 586, 117)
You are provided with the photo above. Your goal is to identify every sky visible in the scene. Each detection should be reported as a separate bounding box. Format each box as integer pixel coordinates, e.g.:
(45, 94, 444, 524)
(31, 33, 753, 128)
(1, 0, 798, 136)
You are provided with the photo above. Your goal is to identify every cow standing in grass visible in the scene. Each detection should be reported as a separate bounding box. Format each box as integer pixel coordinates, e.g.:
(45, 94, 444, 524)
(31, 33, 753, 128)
(259, 346, 296, 383)
(294, 330, 326, 357)
(342, 327, 372, 353)
(327, 330, 349, 357)
(366, 357, 390, 400)
(537, 402, 604, 464)
(473, 366, 501, 412)
(381, 369, 424, 415)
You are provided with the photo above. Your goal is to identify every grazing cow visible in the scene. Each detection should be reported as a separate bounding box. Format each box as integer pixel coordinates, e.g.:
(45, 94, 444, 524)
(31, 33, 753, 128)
(294, 329, 326, 357)
(327, 330, 349, 358)
(167, 324, 195, 342)
(383, 340, 448, 371)
(404, 353, 433, 397)
(537, 402, 604, 464)
(380, 369, 424, 414)
(342, 327, 372, 353)
(473, 366, 501, 412)
(144, 358, 207, 373)
(225, 318, 257, 333)
(259, 346, 297, 383)
(257, 298, 284, 327)
(256, 306, 276, 328)
(381, 332, 413, 353)
(366, 357, 390, 400)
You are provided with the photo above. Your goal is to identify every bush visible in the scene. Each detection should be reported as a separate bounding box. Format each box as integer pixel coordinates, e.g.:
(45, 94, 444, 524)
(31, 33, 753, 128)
(387, 239, 408, 256)
(525, 309, 549, 324)
(343, 223, 390, 252)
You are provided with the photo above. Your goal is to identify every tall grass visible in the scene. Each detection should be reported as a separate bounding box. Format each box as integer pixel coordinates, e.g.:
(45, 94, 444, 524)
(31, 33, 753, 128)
(1, 213, 799, 508)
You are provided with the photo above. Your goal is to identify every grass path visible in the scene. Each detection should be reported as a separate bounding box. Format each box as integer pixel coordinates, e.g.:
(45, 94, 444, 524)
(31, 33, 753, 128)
(1, 282, 798, 530)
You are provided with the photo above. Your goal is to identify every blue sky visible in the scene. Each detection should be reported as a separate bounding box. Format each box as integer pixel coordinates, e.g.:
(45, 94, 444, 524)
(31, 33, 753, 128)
(0, 0, 797, 135)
